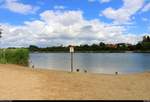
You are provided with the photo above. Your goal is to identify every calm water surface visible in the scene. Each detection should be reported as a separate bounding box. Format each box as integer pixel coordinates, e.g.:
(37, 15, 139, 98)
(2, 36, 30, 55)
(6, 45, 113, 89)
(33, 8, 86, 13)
(29, 53, 150, 74)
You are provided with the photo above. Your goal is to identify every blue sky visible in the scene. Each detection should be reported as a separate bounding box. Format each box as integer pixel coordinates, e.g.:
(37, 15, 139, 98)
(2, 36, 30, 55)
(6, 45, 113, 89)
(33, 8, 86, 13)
(0, 0, 150, 47)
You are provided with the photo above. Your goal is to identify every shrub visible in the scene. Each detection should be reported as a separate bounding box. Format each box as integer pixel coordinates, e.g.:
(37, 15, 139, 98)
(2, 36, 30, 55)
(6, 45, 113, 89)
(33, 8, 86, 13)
(0, 48, 29, 66)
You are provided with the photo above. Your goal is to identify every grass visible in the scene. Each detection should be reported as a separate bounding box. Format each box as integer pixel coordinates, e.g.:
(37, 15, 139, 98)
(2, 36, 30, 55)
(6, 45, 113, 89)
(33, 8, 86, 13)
(0, 48, 29, 66)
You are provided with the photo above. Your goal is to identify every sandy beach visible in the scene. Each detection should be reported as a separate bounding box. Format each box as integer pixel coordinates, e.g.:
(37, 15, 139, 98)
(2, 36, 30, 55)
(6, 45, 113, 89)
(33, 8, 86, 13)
(0, 64, 150, 100)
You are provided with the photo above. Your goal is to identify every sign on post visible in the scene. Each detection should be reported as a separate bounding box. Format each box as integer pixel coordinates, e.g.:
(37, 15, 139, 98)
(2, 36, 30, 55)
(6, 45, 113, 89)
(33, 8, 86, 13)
(69, 46, 74, 53)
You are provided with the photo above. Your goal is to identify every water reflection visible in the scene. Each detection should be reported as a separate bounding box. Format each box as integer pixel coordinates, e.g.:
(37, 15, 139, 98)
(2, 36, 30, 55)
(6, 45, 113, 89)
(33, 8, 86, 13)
(29, 53, 150, 74)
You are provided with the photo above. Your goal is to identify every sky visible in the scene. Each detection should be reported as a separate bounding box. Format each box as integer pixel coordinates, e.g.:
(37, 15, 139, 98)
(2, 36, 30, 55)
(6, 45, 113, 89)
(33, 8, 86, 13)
(0, 0, 150, 47)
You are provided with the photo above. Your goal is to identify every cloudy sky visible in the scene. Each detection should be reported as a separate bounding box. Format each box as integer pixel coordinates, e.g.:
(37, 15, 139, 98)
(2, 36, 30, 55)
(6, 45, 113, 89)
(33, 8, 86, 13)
(0, 0, 150, 47)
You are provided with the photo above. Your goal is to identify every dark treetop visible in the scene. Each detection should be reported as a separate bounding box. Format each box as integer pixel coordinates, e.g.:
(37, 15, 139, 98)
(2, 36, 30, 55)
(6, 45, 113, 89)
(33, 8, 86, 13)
(29, 35, 150, 53)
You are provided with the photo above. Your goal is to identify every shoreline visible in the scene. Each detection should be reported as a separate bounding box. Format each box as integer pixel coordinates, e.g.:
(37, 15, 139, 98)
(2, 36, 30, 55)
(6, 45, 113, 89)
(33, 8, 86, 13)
(0, 64, 150, 100)
(30, 51, 150, 53)
(28, 66, 150, 75)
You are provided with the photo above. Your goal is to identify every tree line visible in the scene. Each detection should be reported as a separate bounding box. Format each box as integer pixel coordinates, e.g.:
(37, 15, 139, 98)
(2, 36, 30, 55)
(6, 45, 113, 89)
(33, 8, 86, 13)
(29, 35, 150, 52)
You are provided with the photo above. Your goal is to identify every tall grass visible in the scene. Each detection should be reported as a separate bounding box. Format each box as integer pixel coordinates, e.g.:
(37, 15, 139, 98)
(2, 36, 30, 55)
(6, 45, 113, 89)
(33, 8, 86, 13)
(0, 48, 29, 66)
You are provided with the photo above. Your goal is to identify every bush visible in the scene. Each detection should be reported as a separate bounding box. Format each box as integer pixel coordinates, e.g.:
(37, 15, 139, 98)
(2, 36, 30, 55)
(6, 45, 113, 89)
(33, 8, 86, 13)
(0, 48, 29, 66)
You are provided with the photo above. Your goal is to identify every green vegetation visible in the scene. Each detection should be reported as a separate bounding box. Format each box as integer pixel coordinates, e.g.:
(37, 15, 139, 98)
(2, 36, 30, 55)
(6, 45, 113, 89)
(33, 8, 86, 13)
(0, 48, 29, 66)
(136, 36, 150, 51)
(29, 35, 150, 53)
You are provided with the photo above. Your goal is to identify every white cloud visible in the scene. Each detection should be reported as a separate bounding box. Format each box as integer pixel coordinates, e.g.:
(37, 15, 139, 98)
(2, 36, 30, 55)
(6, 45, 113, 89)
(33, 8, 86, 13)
(3, 0, 39, 14)
(54, 5, 66, 10)
(102, 0, 144, 24)
(142, 2, 150, 12)
(40, 10, 84, 26)
(0, 10, 143, 47)
(100, 0, 111, 3)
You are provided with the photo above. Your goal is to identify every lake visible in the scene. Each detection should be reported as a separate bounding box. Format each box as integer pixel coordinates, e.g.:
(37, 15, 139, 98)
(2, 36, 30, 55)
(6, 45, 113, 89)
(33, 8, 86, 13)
(29, 53, 150, 74)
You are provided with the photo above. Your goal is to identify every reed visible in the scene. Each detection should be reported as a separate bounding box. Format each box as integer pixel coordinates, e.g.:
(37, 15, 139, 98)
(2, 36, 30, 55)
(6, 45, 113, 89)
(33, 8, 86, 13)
(0, 48, 29, 66)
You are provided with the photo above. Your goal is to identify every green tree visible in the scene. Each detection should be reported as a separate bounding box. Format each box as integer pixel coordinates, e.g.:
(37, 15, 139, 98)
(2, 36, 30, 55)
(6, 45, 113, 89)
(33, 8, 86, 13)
(99, 42, 105, 47)
(141, 35, 150, 50)
(29, 45, 39, 52)
(99, 42, 106, 50)
(91, 44, 99, 51)
(136, 42, 143, 50)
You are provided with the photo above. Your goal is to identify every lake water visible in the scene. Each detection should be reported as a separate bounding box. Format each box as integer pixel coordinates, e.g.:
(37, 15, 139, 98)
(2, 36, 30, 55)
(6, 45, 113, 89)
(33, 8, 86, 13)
(29, 53, 150, 74)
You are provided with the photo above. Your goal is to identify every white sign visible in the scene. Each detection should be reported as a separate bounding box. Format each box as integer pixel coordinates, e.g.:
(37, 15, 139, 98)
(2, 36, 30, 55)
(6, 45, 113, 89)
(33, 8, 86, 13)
(69, 47, 74, 53)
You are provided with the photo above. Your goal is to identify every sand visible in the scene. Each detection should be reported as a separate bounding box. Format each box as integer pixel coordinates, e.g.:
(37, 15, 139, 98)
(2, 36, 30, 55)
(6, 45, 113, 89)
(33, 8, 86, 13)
(0, 64, 150, 100)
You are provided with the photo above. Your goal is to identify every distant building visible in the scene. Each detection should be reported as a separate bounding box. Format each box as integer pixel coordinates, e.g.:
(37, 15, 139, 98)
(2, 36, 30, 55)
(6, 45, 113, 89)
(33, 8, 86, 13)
(106, 44, 117, 48)
(117, 43, 131, 47)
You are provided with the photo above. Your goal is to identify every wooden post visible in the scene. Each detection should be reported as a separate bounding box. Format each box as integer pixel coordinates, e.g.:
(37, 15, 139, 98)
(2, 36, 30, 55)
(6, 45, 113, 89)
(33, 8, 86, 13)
(71, 52, 73, 72)
(69, 45, 74, 72)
